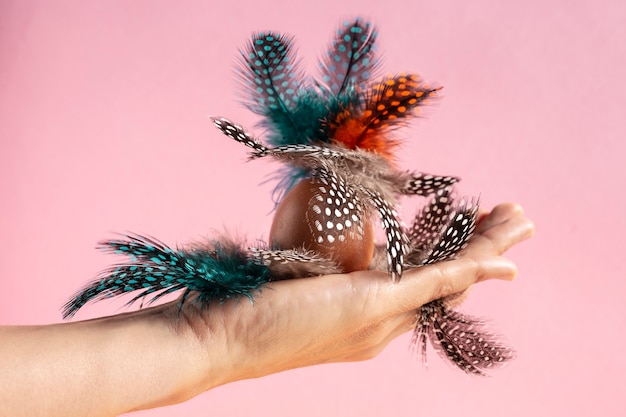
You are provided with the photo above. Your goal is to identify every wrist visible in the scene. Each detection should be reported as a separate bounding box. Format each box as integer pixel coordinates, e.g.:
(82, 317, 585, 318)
(94, 305, 230, 413)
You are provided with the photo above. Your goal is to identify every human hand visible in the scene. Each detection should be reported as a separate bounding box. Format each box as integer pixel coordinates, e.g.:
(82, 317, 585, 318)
(158, 202, 534, 389)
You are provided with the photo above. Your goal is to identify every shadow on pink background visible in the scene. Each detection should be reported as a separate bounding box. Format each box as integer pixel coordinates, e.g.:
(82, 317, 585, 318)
(1, 1, 624, 416)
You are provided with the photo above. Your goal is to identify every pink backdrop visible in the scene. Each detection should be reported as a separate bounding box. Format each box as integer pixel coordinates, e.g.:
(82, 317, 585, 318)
(2, 1, 624, 416)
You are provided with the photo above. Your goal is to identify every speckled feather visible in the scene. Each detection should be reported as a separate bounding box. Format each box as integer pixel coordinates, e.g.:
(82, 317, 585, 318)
(327, 74, 442, 160)
(318, 18, 379, 95)
(250, 247, 342, 280)
(62, 235, 271, 318)
(212, 116, 458, 280)
(414, 300, 515, 376)
(406, 192, 514, 375)
(213, 117, 457, 204)
(238, 32, 302, 115)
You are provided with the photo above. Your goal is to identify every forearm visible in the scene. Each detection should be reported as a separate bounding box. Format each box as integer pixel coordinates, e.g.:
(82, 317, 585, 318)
(0, 308, 227, 417)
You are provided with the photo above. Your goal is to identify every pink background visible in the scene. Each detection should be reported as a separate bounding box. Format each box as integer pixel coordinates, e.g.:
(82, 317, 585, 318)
(2, 1, 624, 416)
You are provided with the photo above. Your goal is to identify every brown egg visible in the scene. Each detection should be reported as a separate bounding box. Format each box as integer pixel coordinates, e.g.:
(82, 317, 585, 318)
(269, 178, 375, 273)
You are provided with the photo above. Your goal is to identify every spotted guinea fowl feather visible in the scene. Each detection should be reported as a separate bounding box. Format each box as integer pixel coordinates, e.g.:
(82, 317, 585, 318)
(319, 18, 380, 95)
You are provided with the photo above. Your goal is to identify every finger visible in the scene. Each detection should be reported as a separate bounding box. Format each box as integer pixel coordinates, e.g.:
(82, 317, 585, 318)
(466, 215, 535, 257)
(475, 210, 490, 227)
(475, 203, 525, 234)
(378, 256, 517, 314)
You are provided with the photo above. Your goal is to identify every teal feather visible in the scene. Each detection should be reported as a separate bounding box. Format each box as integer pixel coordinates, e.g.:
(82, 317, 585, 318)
(257, 91, 351, 202)
(319, 18, 379, 95)
(238, 32, 303, 117)
(261, 88, 364, 202)
(262, 90, 333, 146)
(62, 234, 270, 318)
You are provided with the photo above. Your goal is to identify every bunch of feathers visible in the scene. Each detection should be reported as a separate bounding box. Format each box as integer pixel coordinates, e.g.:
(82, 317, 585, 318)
(63, 18, 514, 375)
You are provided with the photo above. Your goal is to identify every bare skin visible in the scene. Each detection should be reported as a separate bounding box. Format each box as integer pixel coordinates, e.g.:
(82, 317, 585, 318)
(0, 203, 534, 417)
